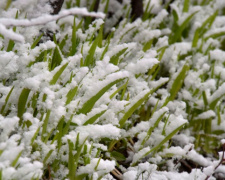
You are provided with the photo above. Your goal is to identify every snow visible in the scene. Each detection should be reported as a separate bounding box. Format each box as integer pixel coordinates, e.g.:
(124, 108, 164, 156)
(194, 110, 216, 120)
(0, 24, 24, 42)
(125, 58, 159, 75)
(132, 147, 151, 165)
(209, 82, 225, 104)
(77, 158, 115, 176)
(1, 1, 225, 179)
(76, 124, 121, 140)
(0, 7, 105, 27)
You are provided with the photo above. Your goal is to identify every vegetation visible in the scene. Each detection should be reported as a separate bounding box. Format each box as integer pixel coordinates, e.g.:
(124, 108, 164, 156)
(0, 0, 225, 179)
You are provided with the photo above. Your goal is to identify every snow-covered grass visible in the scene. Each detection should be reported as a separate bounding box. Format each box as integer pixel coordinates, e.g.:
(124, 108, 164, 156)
(0, 0, 225, 179)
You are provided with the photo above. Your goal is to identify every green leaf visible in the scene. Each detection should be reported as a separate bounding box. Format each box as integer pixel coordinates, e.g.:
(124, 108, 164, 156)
(140, 110, 167, 148)
(110, 80, 128, 99)
(70, 17, 83, 56)
(5, 0, 12, 10)
(41, 110, 51, 141)
(68, 140, 76, 180)
(183, 0, 189, 12)
(119, 90, 153, 128)
(31, 34, 43, 49)
(30, 127, 40, 145)
(143, 39, 153, 52)
(43, 149, 54, 165)
(132, 123, 186, 166)
(192, 27, 200, 47)
(11, 151, 22, 167)
(6, 11, 18, 52)
(104, 0, 110, 14)
(68, 137, 88, 179)
(164, 63, 189, 106)
(78, 77, 126, 114)
(50, 62, 68, 85)
(18, 88, 31, 122)
(66, 86, 78, 105)
(59, 34, 68, 53)
(110, 47, 128, 65)
(83, 109, 107, 125)
(111, 151, 126, 161)
(204, 31, 225, 41)
(84, 25, 103, 66)
(170, 11, 198, 44)
(49, 46, 63, 71)
(0, 86, 14, 115)
(199, 10, 218, 37)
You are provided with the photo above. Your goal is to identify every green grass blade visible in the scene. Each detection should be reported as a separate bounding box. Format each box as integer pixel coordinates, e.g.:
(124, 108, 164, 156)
(152, 123, 186, 155)
(104, 0, 110, 14)
(204, 31, 225, 41)
(6, 11, 18, 52)
(41, 110, 51, 141)
(199, 10, 218, 37)
(170, 11, 198, 43)
(183, 0, 189, 12)
(68, 139, 76, 180)
(30, 127, 40, 145)
(142, 0, 151, 21)
(11, 151, 22, 167)
(110, 47, 128, 65)
(143, 39, 153, 52)
(57, 117, 64, 151)
(192, 28, 200, 47)
(31, 33, 43, 49)
(18, 88, 31, 122)
(0, 86, 14, 115)
(49, 46, 63, 71)
(83, 109, 107, 125)
(74, 137, 88, 177)
(43, 149, 54, 165)
(132, 123, 186, 166)
(140, 110, 167, 148)
(50, 62, 68, 85)
(5, 0, 12, 10)
(70, 17, 78, 56)
(119, 90, 153, 128)
(66, 86, 78, 105)
(202, 91, 208, 108)
(164, 63, 189, 105)
(78, 78, 126, 114)
(110, 80, 128, 99)
(84, 25, 103, 67)
(59, 34, 68, 53)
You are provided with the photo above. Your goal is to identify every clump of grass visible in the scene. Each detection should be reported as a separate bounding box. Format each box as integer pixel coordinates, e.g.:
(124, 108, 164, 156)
(0, 0, 225, 179)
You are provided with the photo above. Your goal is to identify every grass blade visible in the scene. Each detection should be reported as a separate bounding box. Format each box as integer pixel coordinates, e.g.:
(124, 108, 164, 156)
(11, 151, 22, 167)
(31, 33, 43, 49)
(83, 109, 107, 125)
(50, 62, 69, 85)
(78, 78, 126, 114)
(66, 86, 78, 105)
(41, 110, 51, 141)
(170, 11, 198, 44)
(164, 63, 189, 105)
(49, 46, 63, 71)
(0, 86, 14, 115)
(110, 47, 128, 65)
(119, 90, 153, 128)
(18, 88, 31, 122)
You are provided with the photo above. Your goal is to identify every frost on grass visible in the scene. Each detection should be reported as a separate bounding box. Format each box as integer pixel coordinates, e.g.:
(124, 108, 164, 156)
(1, 0, 225, 179)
